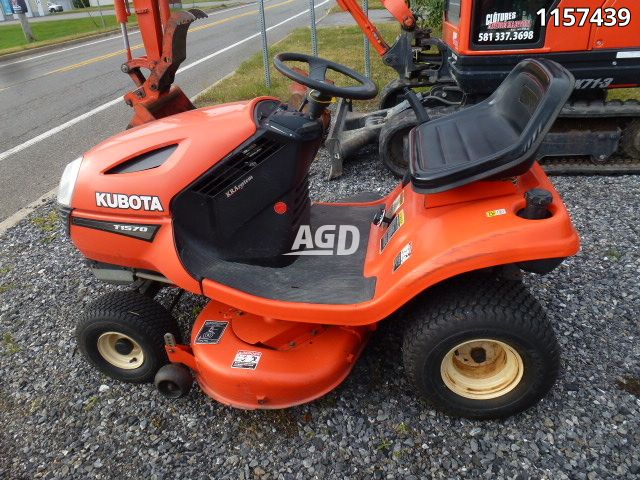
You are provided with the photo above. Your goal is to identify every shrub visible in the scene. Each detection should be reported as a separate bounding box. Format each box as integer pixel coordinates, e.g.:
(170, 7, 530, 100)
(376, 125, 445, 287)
(411, 0, 444, 29)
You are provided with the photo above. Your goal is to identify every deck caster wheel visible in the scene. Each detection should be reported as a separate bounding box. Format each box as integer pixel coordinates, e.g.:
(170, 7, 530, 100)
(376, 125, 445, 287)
(379, 109, 417, 177)
(155, 364, 192, 398)
(402, 274, 560, 419)
(76, 291, 180, 383)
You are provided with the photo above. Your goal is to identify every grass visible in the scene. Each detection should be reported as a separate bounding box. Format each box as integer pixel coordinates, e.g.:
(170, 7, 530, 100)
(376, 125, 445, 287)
(609, 89, 638, 101)
(1, 332, 21, 355)
(32, 211, 59, 232)
(0, 2, 227, 55)
(196, 23, 400, 111)
(84, 395, 99, 411)
(0, 283, 16, 294)
(330, 0, 385, 14)
(0, 15, 136, 54)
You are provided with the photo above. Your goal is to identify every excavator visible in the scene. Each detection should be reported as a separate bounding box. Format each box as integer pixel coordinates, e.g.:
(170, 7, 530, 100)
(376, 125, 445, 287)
(327, 0, 640, 178)
(111, 0, 639, 179)
(111, 0, 207, 128)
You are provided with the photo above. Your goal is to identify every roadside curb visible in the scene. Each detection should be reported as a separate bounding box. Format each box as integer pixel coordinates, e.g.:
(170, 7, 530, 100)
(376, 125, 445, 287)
(0, 188, 57, 237)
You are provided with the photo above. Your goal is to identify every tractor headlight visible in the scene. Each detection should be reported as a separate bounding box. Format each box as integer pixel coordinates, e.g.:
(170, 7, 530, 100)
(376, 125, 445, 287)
(57, 157, 83, 207)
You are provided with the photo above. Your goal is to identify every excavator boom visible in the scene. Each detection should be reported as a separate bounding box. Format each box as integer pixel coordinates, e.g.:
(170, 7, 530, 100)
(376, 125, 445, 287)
(113, 0, 207, 128)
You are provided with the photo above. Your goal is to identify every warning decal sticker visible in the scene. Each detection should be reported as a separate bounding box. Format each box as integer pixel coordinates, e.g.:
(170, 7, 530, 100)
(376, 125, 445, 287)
(390, 191, 404, 216)
(231, 350, 262, 370)
(393, 242, 413, 272)
(380, 210, 405, 251)
(486, 208, 507, 218)
(194, 320, 228, 345)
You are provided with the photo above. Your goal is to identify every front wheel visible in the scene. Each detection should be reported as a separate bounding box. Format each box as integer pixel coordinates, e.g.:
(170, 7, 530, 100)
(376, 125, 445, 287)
(402, 274, 560, 419)
(76, 290, 180, 383)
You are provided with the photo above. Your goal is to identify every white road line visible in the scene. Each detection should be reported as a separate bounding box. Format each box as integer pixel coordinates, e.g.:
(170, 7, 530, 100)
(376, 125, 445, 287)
(0, 35, 129, 68)
(179, 0, 330, 73)
(0, 2, 259, 69)
(0, 0, 331, 164)
(0, 97, 123, 163)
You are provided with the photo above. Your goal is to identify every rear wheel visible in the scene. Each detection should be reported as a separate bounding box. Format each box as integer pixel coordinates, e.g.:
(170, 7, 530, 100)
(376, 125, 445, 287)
(76, 290, 179, 383)
(402, 274, 560, 419)
(379, 109, 417, 177)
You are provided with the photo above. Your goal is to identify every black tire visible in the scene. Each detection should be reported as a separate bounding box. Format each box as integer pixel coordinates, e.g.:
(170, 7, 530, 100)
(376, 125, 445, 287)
(621, 119, 640, 160)
(379, 109, 418, 177)
(402, 274, 560, 419)
(155, 364, 193, 398)
(379, 80, 406, 109)
(76, 290, 180, 383)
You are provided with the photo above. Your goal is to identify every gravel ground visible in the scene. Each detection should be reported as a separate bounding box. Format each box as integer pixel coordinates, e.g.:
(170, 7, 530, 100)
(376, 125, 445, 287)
(0, 147, 639, 480)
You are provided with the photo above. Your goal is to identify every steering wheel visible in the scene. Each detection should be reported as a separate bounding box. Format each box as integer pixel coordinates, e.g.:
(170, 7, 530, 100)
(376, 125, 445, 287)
(273, 52, 378, 101)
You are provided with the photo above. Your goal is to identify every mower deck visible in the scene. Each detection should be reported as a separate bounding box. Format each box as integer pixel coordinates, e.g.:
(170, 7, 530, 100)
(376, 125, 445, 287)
(168, 300, 373, 409)
(178, 203, 379, 304)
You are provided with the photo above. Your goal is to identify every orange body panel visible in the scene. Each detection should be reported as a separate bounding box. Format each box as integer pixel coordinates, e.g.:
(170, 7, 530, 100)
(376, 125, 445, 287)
(170, 301, 372, 409)
(70, 98, 270, 293)
(200, 164, 579, 326)
(71, 95, 579, 327)
(443, 0, 639, 56)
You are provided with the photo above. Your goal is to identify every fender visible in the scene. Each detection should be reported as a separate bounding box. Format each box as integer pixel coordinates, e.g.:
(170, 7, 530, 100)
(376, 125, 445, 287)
(201, 165, 579, 325)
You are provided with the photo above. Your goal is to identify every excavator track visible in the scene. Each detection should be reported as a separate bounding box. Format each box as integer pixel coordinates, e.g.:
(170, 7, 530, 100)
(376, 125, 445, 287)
(543, 99, 640, 175)
(422, 98, 640, 176)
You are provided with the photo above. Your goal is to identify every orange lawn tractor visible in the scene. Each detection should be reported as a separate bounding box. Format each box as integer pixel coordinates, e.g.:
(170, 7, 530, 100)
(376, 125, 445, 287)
(57, 0, 583, 418)
(327, 0, 640, 178)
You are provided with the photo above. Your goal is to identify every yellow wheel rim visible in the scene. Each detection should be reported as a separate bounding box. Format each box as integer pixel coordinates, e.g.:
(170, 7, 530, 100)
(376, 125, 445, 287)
(97, 332, 145, 370)
(440, 339, 524, 400)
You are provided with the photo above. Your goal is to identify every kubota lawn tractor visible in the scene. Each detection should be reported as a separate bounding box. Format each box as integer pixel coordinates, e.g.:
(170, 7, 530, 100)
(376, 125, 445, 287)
(327, 0, 640, 178)
(58, 0, 583, 419)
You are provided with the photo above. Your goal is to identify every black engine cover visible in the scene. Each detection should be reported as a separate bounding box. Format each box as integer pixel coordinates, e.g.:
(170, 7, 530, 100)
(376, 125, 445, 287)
(172, 102, 323, 269)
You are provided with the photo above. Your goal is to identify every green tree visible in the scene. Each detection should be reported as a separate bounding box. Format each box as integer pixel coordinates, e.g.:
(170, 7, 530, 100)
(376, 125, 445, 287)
(412, 0, 444, 29)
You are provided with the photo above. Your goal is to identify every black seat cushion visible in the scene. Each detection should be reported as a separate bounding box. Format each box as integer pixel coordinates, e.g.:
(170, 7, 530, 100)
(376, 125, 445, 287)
(409, 59, 575, 193)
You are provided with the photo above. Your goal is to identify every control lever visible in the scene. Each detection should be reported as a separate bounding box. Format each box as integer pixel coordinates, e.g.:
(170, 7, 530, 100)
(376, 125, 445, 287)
(403, 87, 430, 124)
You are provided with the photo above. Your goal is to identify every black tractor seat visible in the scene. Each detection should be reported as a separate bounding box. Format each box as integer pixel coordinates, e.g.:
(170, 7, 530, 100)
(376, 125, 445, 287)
(409, 59, 575, 193)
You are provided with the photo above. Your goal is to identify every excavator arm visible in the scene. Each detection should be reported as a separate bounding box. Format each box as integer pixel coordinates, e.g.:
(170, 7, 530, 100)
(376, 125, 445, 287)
(114, 0, 207, 128)
(334, 0, 415, 56)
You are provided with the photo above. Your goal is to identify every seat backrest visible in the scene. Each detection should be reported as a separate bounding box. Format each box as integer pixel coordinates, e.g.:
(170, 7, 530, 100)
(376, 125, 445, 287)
(409, 59, 575, 193)
(488, 59, 575, 154)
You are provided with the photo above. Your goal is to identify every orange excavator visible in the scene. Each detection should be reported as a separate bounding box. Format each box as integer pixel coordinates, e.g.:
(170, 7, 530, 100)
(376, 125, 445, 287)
(327, 0, 640, 178)
(112, 0, 207, 128)
(112, 0, 640, 178)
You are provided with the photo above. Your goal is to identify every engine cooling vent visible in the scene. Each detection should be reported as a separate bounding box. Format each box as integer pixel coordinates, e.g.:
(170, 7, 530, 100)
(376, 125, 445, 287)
(194, 137, 282, 197)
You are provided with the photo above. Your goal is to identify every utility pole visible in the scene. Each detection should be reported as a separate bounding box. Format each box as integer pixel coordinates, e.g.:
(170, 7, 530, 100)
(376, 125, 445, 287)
(95, 0, 106, 29)
(12, 0, 35, 43)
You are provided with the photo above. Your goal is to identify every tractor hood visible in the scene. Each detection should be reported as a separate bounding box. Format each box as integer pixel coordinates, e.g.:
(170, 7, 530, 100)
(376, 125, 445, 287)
(69, 99, 264, 217)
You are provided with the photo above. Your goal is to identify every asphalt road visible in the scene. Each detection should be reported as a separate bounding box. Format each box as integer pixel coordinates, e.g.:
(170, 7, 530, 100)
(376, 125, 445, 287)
(0, 0, 334, 223)
(0, 1, 233, 24)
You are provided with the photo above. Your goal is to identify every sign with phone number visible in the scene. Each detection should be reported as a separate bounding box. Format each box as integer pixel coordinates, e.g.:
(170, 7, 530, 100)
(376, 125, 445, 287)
(478, 30, 534, 43)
